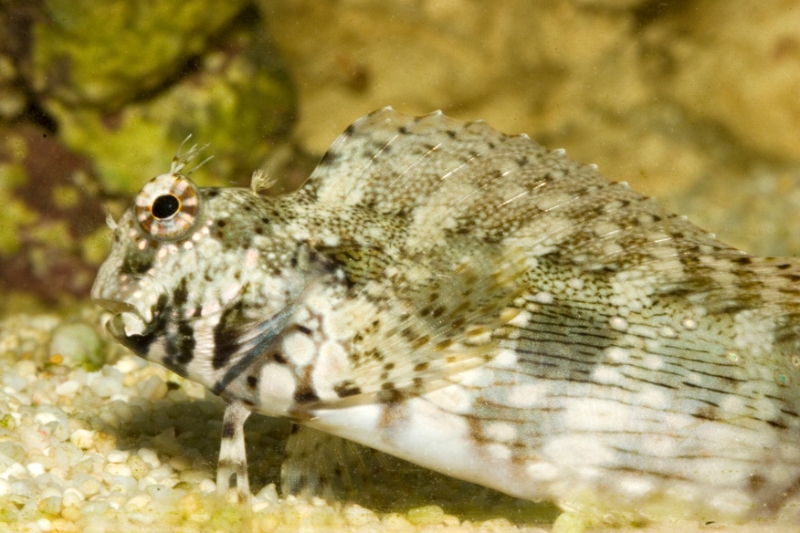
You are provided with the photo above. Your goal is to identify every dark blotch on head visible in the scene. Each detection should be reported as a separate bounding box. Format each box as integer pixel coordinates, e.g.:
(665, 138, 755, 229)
(173, 277, 189, 308)
(247, 375, 258, 389)
(119, 329, 159, 359)
(121, 250, 154, 276)
(334, 381, 361, 398)
(212, 301, 245, 370)
(222, 420, 235, 439)
(171, 321, 195, 365)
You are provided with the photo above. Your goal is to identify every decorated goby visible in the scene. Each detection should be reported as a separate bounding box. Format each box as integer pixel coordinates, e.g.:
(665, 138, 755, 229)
(91, 108, 800, 523)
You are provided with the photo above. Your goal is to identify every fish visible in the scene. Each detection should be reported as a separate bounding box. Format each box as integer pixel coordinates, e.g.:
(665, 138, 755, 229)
(91, 107, 800, 525)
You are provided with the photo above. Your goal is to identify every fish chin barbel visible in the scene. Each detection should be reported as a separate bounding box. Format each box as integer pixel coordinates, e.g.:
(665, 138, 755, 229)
(92, 108, 800, 524)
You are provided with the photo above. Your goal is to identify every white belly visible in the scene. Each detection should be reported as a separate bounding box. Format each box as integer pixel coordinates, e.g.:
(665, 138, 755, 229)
(305, 361, 800, 522)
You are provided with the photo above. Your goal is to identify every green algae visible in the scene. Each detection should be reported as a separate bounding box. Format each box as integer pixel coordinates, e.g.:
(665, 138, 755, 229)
(46, 24, 295, 196)
(33, 0, 249, 108)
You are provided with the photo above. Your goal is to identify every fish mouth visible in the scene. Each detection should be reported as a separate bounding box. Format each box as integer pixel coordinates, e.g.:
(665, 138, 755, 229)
(93, 298, 137, 315)
(93, 298, 148, 340)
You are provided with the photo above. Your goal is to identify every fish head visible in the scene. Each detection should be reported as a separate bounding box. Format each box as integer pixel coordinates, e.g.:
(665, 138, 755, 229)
(91, 171, 312, 387)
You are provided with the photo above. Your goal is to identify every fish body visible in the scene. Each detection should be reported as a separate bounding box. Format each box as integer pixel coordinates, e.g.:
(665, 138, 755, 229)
(92, 108, 800, 522)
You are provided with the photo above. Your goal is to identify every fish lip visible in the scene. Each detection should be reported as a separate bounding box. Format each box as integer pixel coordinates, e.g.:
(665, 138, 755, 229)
(92, 298, 147, 340)
(92, 297, 137, 315)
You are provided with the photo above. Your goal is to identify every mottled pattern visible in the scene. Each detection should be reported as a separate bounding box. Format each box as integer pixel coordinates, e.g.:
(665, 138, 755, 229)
(92, 108, 800, 523)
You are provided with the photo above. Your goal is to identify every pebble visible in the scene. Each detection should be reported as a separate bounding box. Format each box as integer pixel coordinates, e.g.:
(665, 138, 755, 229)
(344, 504, 377, 526)
(69, 429, 95, 450)
(2, 462, 27, 481)
(109, 474, 137, 492)
(126, 454, 149, 480)
(38, 495, 61, 515)
(48, 322, 104, 369)
(0, 442, 25, 463)
(198, 479, 215, 494)
(168, 455, 191, 472)
(124, 493, 151, 511)
(89, 376, 121, 398)
(55, 380, 80, 396)
(107, 450, 128, 463)
(407, 505, 445, 525)
(75, 475, 102, 497)
(80, 500, 109, 515)
(145, 484, 172, 499)
(26, 462, 45, 477)
(137, 375, 168, 401)
(34, 412, 58, 425)
(62, 488, 85, 507)
(105, 462, 132, 476)
(137, 448, 160, 469)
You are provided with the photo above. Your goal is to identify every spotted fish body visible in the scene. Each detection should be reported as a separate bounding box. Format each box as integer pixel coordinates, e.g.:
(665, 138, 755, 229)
(92, 108, 800, 522)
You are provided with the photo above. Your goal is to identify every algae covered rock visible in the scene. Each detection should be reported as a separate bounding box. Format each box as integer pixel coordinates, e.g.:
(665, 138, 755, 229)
(47, 19, 296, 195)
(31, 0, 250, 109)
(0, 125, 107, 302)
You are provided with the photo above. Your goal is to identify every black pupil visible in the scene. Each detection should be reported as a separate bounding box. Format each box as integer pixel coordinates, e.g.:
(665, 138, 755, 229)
(151, 194, 180, 219)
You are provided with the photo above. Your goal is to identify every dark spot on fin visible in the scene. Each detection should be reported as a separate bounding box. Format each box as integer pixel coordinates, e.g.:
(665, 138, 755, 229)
(334, 383, 362, 398)
(294, 387, 320, 404)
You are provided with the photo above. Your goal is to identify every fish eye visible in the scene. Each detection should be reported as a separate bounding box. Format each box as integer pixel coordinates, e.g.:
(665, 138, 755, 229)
(134, 174, 201, 240)
(151, 194, 180, 219)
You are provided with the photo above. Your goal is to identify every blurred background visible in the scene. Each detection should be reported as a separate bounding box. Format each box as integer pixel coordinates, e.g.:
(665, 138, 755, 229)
(1, 0, 799, 313)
